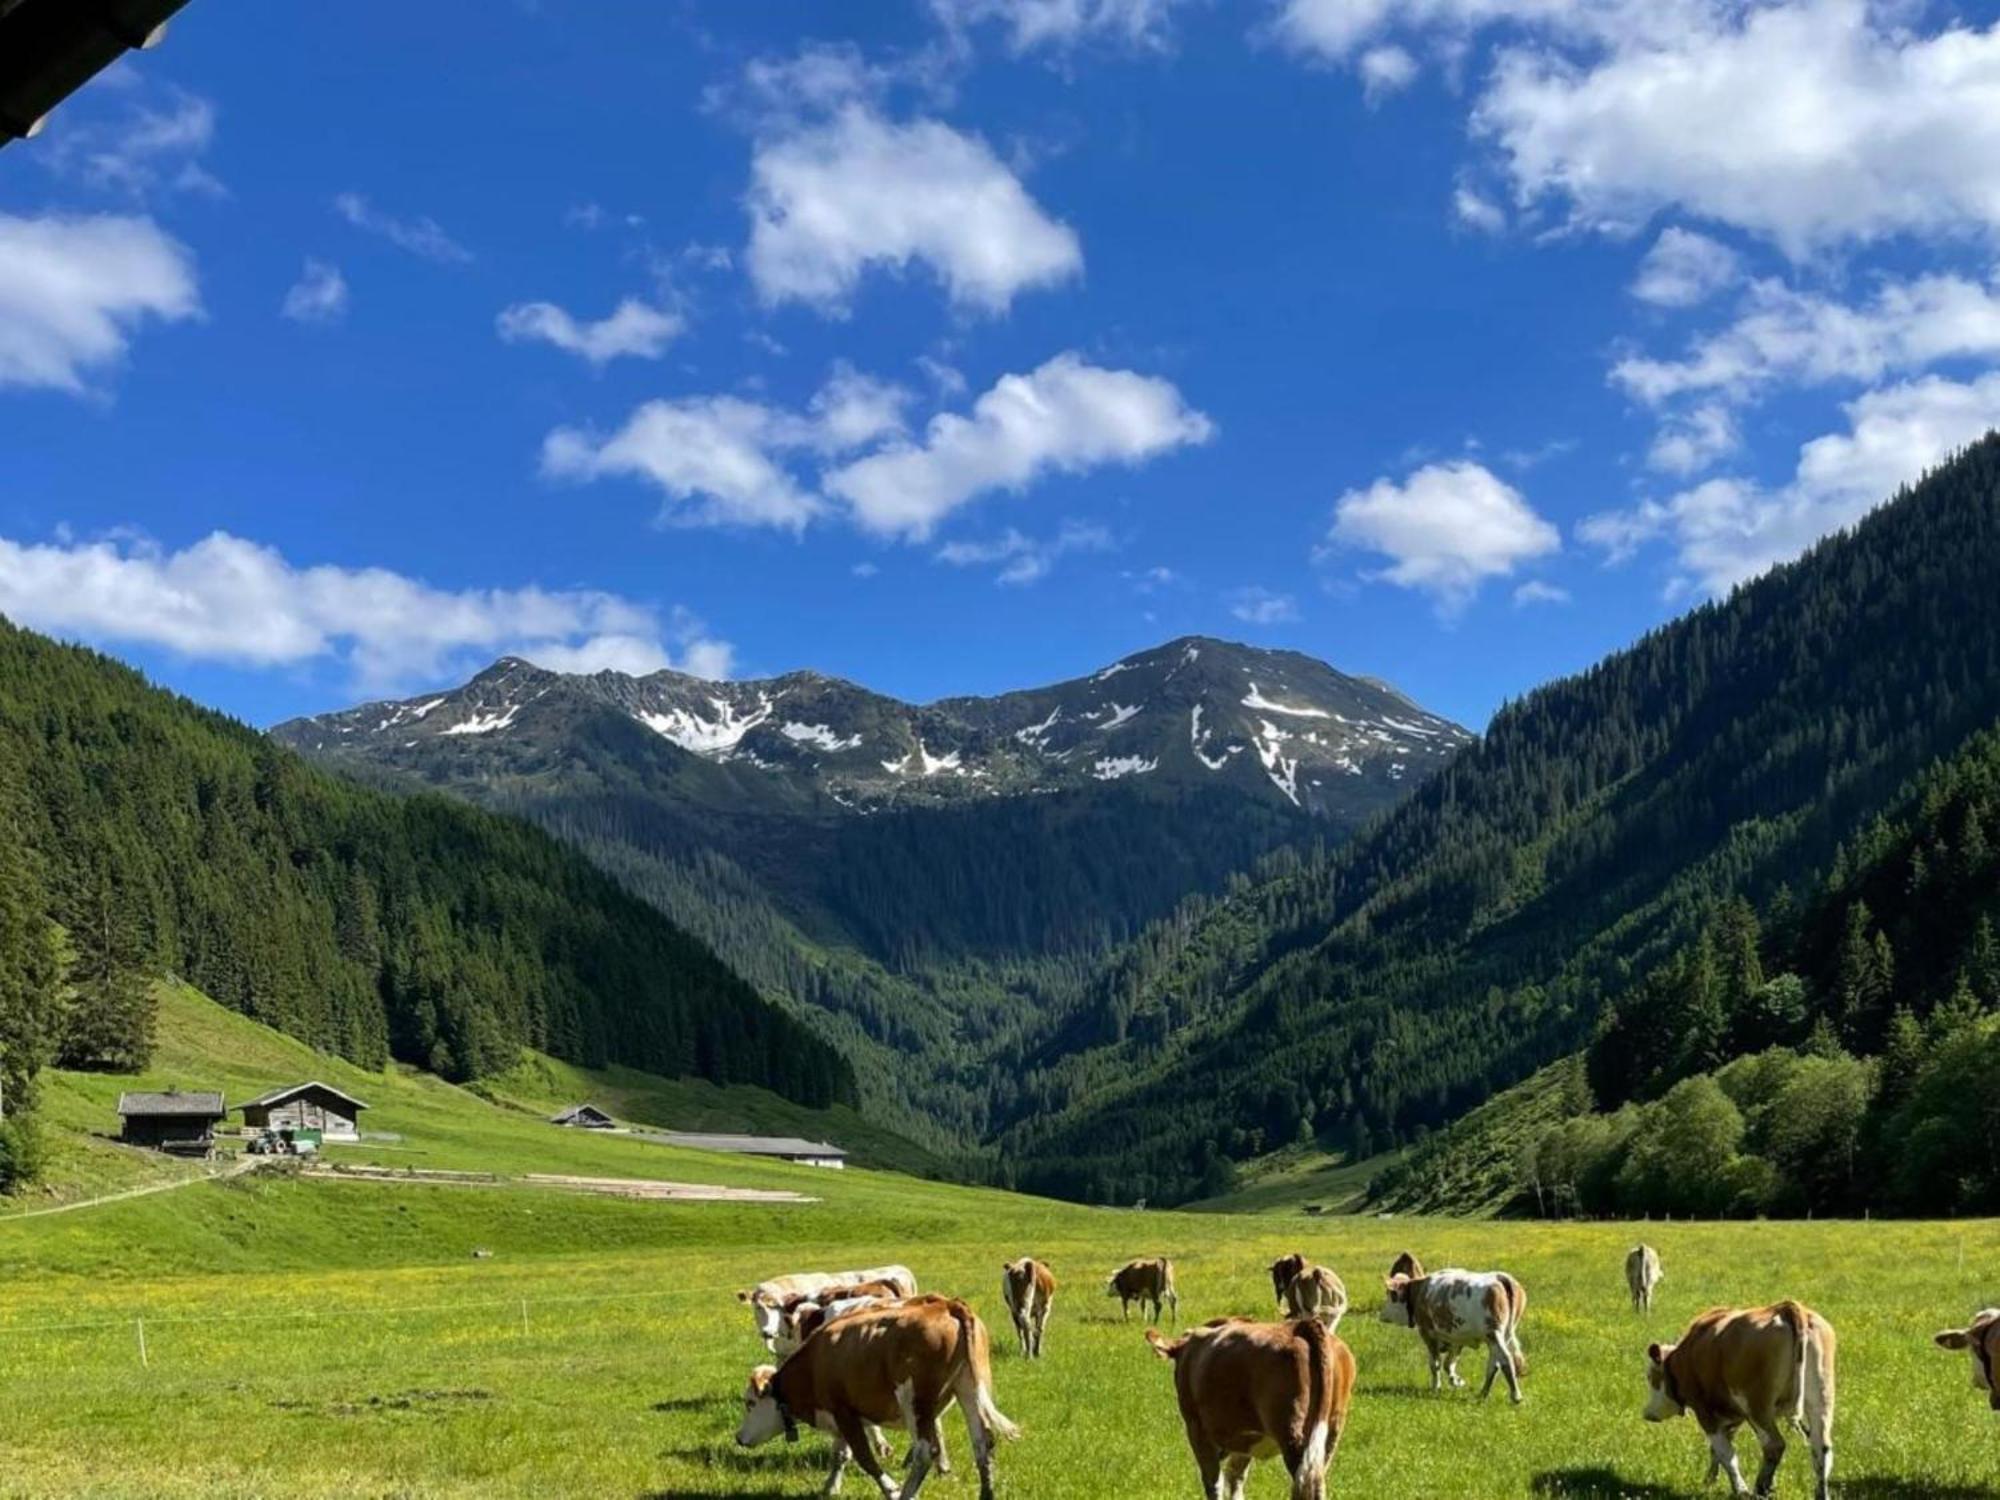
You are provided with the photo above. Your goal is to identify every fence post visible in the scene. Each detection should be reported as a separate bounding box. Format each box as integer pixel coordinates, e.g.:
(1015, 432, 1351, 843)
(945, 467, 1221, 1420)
(135, 1318, 148, 1369)
(521, 1299, 530, 1337)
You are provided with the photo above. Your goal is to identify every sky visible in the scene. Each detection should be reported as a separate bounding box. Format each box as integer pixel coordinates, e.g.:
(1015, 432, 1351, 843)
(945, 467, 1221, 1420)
(6, 0, 2000, 732)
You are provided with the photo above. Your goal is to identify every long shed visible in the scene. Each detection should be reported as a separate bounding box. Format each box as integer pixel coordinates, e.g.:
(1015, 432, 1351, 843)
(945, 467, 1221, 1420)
(654, 1132, 847, 1168)
(117, 1090, 225, 1156)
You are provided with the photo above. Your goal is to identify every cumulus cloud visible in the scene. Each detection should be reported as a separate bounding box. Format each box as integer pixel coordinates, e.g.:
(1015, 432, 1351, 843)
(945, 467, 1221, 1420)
(0, 529, 728, 689)
(40, 82, 223, 198)
(1360, 44, 1419, 101)
(1512, 578, 1570, 606)
(1646, 402, 1740, 476)
(1325, 459, 1560, 610)
(824, 353, 1213, 539)
(1630, 227, 1741, 308)
(1581, 373, 2000, 593)
(807, 364, 913, 453)
(931, 0, 1191, 53)
(745, 104, 1082, 314)
(1453, 185, 1507, 234)
(934, 519, 1115, 584)
(334, 192, 471, 265)
(496, 297, 684, 365)
(281, 259, 348, 325)
(1226, 585, 1301, 624)
(0, 213, 199, 393)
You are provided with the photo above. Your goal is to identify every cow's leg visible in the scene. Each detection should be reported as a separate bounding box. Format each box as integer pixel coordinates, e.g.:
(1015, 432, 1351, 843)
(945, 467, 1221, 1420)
(1221, 1452, 1252, 1500)
(1426, 1343, 1444, 1392)
(954, 1371, 998, 1500)
(1705, 1424, 1749, 1496)
(1482, 1331, 1524, 1404)
(1803, 1343, 1834, 1500)
(1188, 1433, 1225, 1500)
(1748, 1417, 1786, 1498)
(822, 1434, 853, 1497)
(837, 1411, 899, 1500)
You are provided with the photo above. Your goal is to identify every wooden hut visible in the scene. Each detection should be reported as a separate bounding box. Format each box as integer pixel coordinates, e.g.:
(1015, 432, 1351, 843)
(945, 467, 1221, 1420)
(237, 1081, 368, 1142)
(549, 1103, 616, 1129)
(117, 1090, 225, 1157)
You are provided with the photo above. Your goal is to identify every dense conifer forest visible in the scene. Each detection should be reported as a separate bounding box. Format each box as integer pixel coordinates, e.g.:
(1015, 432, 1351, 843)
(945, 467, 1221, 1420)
(0, 622, 853, 1184)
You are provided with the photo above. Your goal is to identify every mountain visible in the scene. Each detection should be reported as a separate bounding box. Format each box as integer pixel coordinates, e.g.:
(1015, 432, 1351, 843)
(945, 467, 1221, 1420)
(999, 435, 2000, 1206)
(276, 636, 1466, 817)
(0, 616, 855, 1164)
(272, 638, 1468, 1148)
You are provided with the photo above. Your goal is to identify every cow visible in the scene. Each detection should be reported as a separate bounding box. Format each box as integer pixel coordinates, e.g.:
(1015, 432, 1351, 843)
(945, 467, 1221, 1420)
(737, 1265, 918, 1349)
(1379, 1268, 1528, 1403)
(1002, 1257, 1057, 1359)
(1269, 1255, 1349, 1333)
(1145, 1317, 1356, 1500)
(1643, 1301, 1836, 1500)
(736, 1295, 1018, 1500)
(1933, 1307, 2000, 1412)
(1626, 1244, 1664, 1313)
(1389, 1251, 1424, 1281)
(1107, 1257, 1179, 1324)
(775, 1289, 902, 1359)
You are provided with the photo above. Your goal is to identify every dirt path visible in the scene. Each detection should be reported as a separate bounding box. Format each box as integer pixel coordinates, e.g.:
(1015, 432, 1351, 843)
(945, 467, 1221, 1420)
(301, 1165, 814, 1204)
(0, 1155, 260, 1223)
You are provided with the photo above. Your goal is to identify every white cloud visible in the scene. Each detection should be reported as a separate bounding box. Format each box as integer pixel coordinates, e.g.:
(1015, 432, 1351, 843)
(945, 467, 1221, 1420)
(334, 192, 471, 265)
(1581, 372, 2000, 592)
(1326, 459, 1560, 609)
(0, 529, 726, 689)
(745, 104, 1082, 314)
(1226, 585, 1301, 624)
(1360, 44, 1419, 101)
(807, 364, 912, 452)
(824, 352, 1213, 539)
(41, 83, 222, 198)
(1453, 185, 1507, 234)
(0, 213, 198, 393)
(496, 297, 684, 365)
(1630, 227, 1740, 308)
(281, 259, 348, 325)
(1512, 578, 1570, 605)
(935, 519, 1115, 584)
(932, 0, 1190, 53)
(1646, 402, 1740, 476)
(1274, 0, 1697, 66)
(1614, 272, 2000, 406)
(1476, 1, 2000, 256)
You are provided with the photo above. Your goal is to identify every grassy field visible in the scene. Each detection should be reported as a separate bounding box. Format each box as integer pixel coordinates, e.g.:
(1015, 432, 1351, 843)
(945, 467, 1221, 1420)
(2, 995, 1997, 1498)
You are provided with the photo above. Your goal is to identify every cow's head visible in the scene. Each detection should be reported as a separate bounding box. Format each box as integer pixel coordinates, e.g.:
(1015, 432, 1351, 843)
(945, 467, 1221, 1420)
(1643, 1342, 1685, 1422)
(735, 1365, 793, 1447)
(1389, 1251, 1424, 1281)
(743, 1290, 785, 1347)
(1270, 1253, 1307, 1305)
(1378, 1273, 1416, 1327)
(1934, 1309, 2000, 1411)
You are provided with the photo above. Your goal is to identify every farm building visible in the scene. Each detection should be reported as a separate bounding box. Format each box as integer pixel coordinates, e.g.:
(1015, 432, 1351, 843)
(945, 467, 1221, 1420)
(550, 1103, 616, 1129)
(655, 1132, 847, 1168)
(117, 1090, 225, 1156)
(237, 1081, 368, 1142)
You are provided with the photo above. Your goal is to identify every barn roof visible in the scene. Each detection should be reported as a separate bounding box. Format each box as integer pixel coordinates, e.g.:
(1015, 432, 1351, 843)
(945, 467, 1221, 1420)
(656, 1131, 846, 1159)
(550, 1103, 614, 1125)
(0, 0, 193, 147)
(237, 1080, 369, 1113)
(117, 1090, 225, 1118)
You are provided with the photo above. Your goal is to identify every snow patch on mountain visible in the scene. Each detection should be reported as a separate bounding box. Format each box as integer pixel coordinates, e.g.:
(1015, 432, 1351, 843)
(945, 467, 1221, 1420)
(638, 694, 773, 755)
(1092, 754, 1158, 780)
(780, 721, 863, 752)
(1243, 682, 1332, 720)
(883, 742, 964, 777)
(1252, 718, 1301, 805)
(442, 704, 522, 736)
(1015, 706, 1062, 747)
(1098, 701, 1140, 731)
(1190, 704, 1240, 771)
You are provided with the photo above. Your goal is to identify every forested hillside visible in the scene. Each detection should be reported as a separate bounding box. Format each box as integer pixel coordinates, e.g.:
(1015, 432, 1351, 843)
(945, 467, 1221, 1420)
(1003, 435, 2000, 1205)
(0, 620, 854, 1185)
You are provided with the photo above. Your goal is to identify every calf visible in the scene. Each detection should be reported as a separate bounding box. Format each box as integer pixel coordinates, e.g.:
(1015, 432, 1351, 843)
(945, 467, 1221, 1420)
(1643, 1300, 1836, 1500)
(1934, 1307, 2000, 1411)
(737, 1264, 918, 1349)
(1270, 1255, 1349, 1333)
(1379, 1268, 1528, 1403)
(1107, 1257, 1179, 1323)
(1002, 1257, 1056, 1359)
(1625, 1243, 1663, 1313)
(1146, 1317, 1355, 1500)
(1389, 1250, 1423, 1280)
(737, 1296, 1017, 1500)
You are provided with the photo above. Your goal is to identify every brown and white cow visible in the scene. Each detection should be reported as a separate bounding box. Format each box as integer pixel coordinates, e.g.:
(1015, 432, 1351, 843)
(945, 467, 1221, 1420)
(1146, 1317, 1356, 1500)
(737, 1296, 1018, 1500)
(1379, 1268, 1528, 1403)
(1108, 1257, 1179, 1324)
(1934, 1307, 2000, 1412)
(1269, 1254, 1349, 1333)
(1002, 1257, 1056, 1359)
(774, 1284, 905, 1359)
(737, 1264, 918, 1349)
(1643, 1301, 1836, 1500)
(1625, 1244, 1663, 1313)
(1388, 1250, 1424, 1281)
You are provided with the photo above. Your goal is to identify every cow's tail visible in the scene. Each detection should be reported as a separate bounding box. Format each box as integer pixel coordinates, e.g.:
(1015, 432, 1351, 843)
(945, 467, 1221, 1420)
(950, 1299, 1021, 1442)
(1777, 1300, 1811, 1429)
(1295, 1318, 1334, 1497)
(1501, 1273, 1528, 1376)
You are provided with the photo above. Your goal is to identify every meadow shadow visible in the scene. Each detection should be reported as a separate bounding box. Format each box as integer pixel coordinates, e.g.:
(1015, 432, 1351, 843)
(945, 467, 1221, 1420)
(1529, 1466, 1681, 1499)
(650, 1396, 718, 1414)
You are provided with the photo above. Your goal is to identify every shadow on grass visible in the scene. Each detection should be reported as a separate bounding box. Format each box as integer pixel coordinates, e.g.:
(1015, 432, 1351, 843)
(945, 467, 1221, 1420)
(1841, 1481, 2000, 1500)
(650, 1395, 719, 1414)
(1529, 1467, 1681, 1499)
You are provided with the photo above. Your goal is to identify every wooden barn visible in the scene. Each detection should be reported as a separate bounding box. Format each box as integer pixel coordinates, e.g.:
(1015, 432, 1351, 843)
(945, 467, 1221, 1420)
(655, 1132, 848, 1169)
(117, 1090, 225, 1157)
(237, 1081, 368, 1142)
(550, 1103, 616, 1130)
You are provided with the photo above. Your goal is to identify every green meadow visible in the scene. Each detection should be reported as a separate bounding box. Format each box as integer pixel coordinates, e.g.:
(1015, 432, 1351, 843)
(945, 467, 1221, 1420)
(1, 992, 1995, 1499)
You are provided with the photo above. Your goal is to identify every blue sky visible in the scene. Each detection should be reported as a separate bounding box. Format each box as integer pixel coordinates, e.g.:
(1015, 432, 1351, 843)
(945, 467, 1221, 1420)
(6, 0, 2000, 731)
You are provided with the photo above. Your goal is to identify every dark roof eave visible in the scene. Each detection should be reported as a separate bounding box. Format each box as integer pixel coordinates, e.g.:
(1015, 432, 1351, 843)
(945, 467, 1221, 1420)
(0, 0, 193, 146)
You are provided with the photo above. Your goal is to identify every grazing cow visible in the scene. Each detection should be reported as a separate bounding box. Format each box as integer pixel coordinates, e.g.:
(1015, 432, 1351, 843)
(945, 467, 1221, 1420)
(1269, 1255, 1348, 1332)
(1379, 1268, 1528, 1403)
(1934, 1308, 2000, 1411)
(1389, 1251, 1424, 1281)
(737, 1264, 918, 1348)
(1107, 1257, 1179, 1323)
(1626, 1244, 1664, 1313)
(1643, 1301, 1836, 1500)
(1002, 1257, 1057, 1359)
(1146, 1317, 1356, 1500)
(774, 1290, 901, 1359)
(737, 1295, 1018, 1500)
